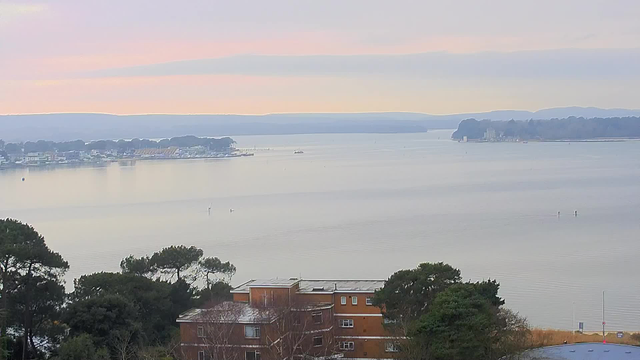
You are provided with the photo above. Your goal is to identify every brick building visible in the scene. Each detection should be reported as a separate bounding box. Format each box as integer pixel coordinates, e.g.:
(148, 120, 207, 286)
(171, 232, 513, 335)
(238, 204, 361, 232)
(177, 278, 401, 360)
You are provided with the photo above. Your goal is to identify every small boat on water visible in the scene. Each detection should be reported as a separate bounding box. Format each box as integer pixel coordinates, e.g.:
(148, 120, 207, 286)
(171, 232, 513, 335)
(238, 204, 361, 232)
(294, 150, 304, 154)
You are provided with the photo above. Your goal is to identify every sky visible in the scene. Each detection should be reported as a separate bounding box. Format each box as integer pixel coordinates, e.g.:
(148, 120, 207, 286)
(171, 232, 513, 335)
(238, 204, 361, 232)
(1, 0, 640, 115)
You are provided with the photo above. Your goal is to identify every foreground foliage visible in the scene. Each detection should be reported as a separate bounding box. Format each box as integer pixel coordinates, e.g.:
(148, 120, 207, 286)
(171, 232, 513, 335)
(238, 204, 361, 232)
(0, 218, 234, 360)
(375, 262, 530, 360)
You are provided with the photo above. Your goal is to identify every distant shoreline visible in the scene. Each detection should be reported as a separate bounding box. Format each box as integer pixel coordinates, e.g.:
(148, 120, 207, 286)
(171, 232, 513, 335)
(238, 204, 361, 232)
(0, 153, 254, 171)
(460, 137, 640, 143)
(460, 137, 640, 144)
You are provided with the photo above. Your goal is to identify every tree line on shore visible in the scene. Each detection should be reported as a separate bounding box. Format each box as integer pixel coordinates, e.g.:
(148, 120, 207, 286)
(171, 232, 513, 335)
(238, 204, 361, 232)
(4, 218, 613, 360)
(0, 136, 235, 155)
(452, 116, 640, 140)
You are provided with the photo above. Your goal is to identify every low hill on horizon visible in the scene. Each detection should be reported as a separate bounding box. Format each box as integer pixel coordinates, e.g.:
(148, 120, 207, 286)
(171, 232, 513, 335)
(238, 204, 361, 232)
(2, 107, 640, 142)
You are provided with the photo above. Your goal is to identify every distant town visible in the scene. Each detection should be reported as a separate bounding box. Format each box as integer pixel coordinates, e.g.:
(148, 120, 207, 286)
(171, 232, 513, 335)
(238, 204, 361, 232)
(0, 135, 252, 169)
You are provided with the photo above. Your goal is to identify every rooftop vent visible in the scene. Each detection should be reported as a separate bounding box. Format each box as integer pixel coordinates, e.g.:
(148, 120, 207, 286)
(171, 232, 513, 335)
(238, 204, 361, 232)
(312, 287, 325, 291)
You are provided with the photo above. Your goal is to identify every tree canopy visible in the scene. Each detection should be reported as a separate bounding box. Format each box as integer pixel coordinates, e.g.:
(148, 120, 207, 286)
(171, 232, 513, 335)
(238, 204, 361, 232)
(119, 256, 154, 277)
(373, 262, 461, 322)
(52, 334, 108, 360)
(374, 262, 528, 360)
(1, 219, 236, 360)
(0, 219, 69, 360)
(2, 219, 535, 360)
(149, 245, 203, 281)
(198, 257, 236, 289)
(411, 282, 503, 360)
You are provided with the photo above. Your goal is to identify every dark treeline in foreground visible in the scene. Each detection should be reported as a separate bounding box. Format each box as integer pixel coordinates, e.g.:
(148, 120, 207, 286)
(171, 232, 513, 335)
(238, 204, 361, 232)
(373, 263, 530, 360)
(0, 219, 235, 360)
(0, 136, 235, 155)
(452, 116, 640, 140)
(1, 219, 555, 360)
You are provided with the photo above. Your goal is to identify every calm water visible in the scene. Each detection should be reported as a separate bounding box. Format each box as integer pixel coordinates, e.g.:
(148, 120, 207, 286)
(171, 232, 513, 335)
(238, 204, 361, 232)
(1, 130, 640, 331)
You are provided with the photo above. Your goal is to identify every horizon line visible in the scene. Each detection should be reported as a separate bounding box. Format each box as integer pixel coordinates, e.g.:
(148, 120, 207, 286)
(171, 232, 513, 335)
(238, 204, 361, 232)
(3, 106, 640, 117)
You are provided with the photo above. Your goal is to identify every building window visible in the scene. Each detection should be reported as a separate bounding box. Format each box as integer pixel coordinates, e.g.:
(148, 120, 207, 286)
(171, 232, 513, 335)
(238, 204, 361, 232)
(366, 297, 373, 306)
(385, 342, 400, 353)
(198, 350, 205, 360)
(352, 296, 357, 305)
(339, 341, 355, 351)
(313, 336, 323, 347)
(339, 319, 354, 328)
(197, 325, 204, 337)
(312, 312, 323, 324)
(292, 314, 301, 325)
(246, 351, 261, 360)
(341, 296, 347, 305)
(244, 325, 260, 338)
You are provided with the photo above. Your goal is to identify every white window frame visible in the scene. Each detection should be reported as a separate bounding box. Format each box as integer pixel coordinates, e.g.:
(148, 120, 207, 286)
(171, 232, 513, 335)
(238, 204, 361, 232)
(339, 319, 354, 328)
(197, 325, 204, 337)
(352, 296, 357, 305)
(366, 297, 373, 306)
(313, 335, 323, 347)
(244, 325, 261, 339)
(383, 318, 398, 324)
(385, 342, 400, 353)
(312, 311, 323, 324)
(340, 296, 347, 305)
(245, 350, 261, 360)
(339, 341, 355, 351)
(198, 350, 205, 360)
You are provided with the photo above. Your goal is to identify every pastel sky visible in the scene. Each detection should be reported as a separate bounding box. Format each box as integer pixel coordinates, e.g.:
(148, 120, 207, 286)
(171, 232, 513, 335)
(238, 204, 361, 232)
(1, 0, 640, 115)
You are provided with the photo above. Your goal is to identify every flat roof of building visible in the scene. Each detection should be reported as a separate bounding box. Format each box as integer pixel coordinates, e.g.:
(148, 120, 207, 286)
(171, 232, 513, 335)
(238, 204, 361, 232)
(231, 278, 385, 293)
(521, 343, 640, 359)
(177, 302, 277, 324)
(231, 278, 300, 293)
(298, 280, 384, 293)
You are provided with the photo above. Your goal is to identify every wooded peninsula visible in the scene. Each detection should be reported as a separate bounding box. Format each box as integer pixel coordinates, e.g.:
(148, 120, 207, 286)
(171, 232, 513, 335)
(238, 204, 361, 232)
(452, 116, 640, 141)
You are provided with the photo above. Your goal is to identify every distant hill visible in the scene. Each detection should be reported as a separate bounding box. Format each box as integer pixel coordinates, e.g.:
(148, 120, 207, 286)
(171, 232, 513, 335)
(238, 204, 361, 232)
(2, 107, 640, 142)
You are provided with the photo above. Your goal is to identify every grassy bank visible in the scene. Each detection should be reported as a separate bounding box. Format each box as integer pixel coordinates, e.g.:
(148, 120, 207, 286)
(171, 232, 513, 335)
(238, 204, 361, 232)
(530, 329, 640, 347)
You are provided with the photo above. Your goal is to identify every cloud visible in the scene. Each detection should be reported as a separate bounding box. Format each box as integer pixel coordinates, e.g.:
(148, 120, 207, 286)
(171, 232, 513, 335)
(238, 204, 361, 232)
(572, 33, 598, 43)
(0, 2, 47, 24)
(85, 48, 640, 80)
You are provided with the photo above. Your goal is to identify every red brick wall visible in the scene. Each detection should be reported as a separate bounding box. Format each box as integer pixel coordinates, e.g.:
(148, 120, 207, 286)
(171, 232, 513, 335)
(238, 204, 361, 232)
(335, 315, 387, 337)
(297, 293, 333, 304)
(180, 288, 396, 360)
(250, 287, 291, 308)
(233, 293, 249, 302)
(334, 293, 380, 314)
(179, 322, 272, 350)
(338, 339, 397, 359)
